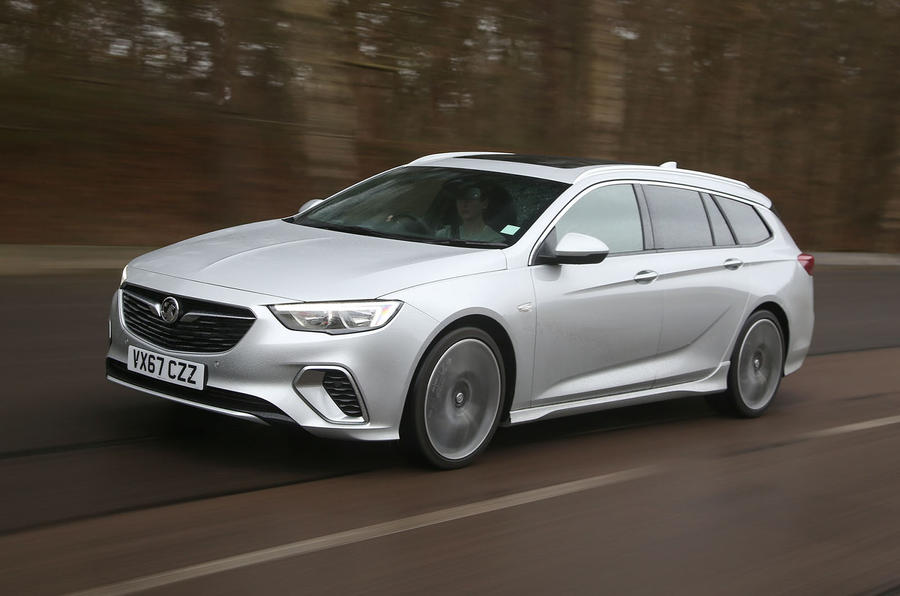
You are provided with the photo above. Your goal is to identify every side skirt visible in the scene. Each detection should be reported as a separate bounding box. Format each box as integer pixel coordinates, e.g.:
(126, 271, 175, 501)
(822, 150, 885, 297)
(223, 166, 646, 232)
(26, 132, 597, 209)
(507, 362, 730, 425)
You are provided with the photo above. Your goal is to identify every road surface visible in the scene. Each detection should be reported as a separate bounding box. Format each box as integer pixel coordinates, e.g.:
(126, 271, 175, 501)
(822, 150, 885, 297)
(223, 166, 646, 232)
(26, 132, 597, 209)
(0, 267, 897, 595)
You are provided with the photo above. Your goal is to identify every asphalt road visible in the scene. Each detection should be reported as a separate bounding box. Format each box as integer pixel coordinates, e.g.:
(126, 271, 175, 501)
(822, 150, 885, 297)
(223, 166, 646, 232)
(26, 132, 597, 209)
(0, 267, 898, 595)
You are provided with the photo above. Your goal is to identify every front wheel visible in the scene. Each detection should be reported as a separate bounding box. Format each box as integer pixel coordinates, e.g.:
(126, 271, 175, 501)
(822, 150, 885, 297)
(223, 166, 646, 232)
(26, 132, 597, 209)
(713, 310, 785, 417)
(401, 327, 505, 469)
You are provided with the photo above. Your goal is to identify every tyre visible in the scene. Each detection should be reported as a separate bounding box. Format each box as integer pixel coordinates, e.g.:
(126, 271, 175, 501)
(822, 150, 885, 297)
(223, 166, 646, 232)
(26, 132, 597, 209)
(401, 327, 505, 469)
(714, 310, 785, 417)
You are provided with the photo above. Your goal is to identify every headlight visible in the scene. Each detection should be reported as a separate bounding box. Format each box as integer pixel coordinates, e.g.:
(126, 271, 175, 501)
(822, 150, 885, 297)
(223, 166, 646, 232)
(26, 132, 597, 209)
(269, 301, 402, 334)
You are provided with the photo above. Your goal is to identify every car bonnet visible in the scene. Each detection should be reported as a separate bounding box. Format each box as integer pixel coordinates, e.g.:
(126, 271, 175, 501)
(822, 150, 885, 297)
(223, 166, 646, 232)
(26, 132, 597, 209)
(128, 219, 507, 302)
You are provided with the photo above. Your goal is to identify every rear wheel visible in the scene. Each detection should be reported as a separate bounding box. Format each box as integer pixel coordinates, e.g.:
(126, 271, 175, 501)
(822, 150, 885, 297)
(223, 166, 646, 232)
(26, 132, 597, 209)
(401, 327, 505, 469)
(712, 310, 785, 417)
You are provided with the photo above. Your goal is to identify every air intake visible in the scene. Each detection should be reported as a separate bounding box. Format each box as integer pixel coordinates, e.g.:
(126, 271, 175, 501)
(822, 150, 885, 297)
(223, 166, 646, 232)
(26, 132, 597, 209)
(292, 366, 368, 424)
(322, 370, 364, 417)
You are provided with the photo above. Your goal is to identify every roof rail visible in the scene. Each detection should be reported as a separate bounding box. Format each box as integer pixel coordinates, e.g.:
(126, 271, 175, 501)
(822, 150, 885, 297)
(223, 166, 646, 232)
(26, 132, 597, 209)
(408, 151, 510, 165)
(573, 164, 749, 188)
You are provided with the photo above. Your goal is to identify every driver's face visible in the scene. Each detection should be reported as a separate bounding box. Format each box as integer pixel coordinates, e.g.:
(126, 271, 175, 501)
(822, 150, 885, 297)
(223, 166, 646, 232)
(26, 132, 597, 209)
(456, 188, 486, 222)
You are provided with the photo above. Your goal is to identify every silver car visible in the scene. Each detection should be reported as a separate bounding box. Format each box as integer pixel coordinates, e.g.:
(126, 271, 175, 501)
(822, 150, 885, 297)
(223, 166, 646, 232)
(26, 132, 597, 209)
(107, 153, 815, 468)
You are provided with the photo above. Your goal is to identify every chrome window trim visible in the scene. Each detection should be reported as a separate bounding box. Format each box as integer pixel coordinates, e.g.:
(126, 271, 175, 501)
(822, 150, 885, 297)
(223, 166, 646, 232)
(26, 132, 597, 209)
(528, 178, 776, 266)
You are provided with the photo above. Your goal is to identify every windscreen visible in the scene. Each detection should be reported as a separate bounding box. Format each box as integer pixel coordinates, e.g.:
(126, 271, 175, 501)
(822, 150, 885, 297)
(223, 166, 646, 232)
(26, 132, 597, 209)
(293, 166, 570, 248)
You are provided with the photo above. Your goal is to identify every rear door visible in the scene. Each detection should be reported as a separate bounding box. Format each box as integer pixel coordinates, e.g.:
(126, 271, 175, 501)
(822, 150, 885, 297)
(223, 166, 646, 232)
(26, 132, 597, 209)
(640, 184, 752, 387)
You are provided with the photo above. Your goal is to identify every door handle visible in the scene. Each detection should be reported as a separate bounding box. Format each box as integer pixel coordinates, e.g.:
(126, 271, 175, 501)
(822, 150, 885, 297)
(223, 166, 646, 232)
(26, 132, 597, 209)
(633, 270, 658, 284)
(723, 258, 743, 270)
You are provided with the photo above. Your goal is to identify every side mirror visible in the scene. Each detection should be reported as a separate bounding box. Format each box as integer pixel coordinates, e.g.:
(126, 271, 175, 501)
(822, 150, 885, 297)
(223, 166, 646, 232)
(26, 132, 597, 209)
(298, 198, 324, 214)
(536, 232, 610, 265)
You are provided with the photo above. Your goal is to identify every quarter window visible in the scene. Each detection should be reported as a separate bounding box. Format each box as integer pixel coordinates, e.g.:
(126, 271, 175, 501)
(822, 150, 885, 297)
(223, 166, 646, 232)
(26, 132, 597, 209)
(554, 184, 644, 254)
(702, 195, 736, 246)
(643, 185, 713, 249)
(715, 196, 771, 244)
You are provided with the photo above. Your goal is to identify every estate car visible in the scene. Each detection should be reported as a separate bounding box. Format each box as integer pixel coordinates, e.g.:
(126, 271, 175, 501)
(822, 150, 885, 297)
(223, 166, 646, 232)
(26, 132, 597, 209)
(107, 153, 815, 468)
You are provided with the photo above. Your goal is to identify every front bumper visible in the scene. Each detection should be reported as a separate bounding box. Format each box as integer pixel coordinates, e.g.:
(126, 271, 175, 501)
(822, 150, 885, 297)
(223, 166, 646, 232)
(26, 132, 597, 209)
(106, 269, 438, 441)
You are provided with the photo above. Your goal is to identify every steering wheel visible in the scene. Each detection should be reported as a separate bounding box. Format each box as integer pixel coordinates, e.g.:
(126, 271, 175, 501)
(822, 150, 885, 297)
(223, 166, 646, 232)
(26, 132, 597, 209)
(390, 212, 433, 236)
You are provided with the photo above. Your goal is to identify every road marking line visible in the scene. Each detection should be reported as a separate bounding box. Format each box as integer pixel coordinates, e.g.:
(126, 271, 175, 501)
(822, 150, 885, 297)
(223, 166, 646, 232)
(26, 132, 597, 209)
(66, 414, 900, 596)
(800, 414, 900, 440)
(68, 466, 656, 596)
(729, 414, 900, 456)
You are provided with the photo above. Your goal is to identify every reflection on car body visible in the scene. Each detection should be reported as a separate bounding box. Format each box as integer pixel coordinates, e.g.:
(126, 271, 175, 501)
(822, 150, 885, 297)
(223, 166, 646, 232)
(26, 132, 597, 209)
(106, 152, 815, 468)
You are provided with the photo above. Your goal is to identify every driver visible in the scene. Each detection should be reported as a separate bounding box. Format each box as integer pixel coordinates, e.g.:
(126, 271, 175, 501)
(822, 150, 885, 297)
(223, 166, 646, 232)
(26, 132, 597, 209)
(436, 186, 505, 242)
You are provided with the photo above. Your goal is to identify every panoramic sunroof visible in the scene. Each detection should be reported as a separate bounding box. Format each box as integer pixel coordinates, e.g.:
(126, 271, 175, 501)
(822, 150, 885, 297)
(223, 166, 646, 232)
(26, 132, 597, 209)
(462, 154, 628, 168)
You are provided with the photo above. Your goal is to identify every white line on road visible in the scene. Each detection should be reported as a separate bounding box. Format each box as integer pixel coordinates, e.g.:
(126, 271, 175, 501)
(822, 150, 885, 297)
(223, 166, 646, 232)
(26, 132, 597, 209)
(800, 413, 900, 440)
(67, 466, 657, 596)
(66, 412, 900, 596)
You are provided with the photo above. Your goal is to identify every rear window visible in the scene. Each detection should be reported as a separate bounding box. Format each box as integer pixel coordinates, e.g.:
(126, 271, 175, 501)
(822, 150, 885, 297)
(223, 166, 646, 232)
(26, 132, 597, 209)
(643, 185, 713, 250)
(714, 196, 771, 244)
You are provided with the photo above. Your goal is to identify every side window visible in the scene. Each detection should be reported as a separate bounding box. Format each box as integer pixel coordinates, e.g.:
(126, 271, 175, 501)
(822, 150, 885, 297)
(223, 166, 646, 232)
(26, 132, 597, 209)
(554, 184, 643, 254)
(702, 194, 736, 246)
(643, 185, 713, 249)
(715, 196, 771, 244)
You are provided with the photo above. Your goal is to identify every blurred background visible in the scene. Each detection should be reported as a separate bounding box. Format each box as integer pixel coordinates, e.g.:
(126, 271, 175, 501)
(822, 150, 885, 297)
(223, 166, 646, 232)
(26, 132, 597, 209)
(1, 3, 900, 594)
(1, 0, 898, 250)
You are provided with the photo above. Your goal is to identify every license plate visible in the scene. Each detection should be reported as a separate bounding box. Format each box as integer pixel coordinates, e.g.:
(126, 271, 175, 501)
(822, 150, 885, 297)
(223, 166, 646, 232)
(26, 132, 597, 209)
(127, 345, 205, 390)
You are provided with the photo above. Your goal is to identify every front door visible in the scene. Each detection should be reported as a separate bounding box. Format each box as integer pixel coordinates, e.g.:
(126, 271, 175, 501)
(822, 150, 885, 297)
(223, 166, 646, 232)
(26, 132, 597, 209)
(530, 183, 663, 406)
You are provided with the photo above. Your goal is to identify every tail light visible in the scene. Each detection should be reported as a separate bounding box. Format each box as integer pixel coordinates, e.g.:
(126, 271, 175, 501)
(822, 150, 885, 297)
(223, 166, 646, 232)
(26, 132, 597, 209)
(798, 253, 814, 276)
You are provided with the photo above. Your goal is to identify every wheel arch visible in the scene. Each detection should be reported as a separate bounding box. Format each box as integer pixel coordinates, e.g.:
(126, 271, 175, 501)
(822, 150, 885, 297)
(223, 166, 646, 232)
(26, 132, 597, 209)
(402, 313, 517, 424)
(750, 300, 790, 365)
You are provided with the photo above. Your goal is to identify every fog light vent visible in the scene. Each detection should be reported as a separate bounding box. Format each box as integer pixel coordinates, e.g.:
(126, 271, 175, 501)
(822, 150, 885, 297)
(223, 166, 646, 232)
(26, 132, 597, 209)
(322, 370, 363, 417)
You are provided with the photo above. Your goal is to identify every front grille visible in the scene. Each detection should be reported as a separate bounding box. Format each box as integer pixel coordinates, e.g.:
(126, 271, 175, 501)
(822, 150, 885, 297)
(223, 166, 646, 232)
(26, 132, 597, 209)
(322, 370, 363, 417)
(107, 359, 292, 424)
(121, 284, 255, 353)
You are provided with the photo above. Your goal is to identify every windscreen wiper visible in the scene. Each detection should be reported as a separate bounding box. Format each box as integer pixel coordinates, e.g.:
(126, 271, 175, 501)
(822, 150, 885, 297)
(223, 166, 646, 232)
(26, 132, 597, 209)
(299, 221, 506, 248)
(300, 221, 397, 239)
(426, 238, 507, 248)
